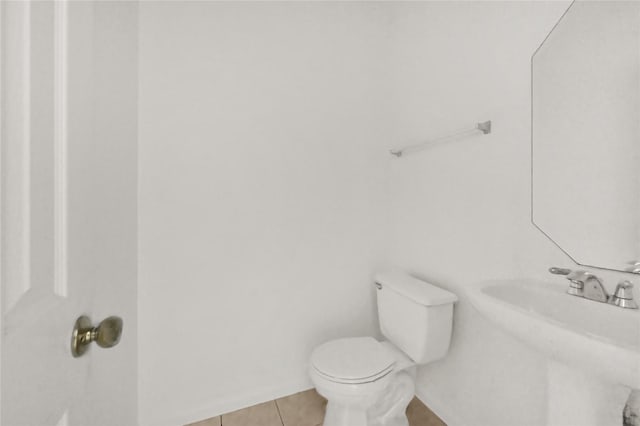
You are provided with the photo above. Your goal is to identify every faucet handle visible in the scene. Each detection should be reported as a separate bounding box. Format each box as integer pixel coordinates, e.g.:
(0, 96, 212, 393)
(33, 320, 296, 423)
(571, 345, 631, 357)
(615, 280, 633, 293)
(610, 281, 638, 309)
(548, 267, 592, 282)
(548, 267, 589, 296)
(549, 267, 571, 276)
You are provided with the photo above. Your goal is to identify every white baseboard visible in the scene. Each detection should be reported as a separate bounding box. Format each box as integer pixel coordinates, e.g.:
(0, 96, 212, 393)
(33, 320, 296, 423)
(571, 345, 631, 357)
(158, 376, 313, 426)
(415, 383, 465, 426)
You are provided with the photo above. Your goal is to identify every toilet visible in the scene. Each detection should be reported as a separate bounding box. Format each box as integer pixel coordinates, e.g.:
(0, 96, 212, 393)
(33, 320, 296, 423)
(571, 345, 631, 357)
(309, 270, 457, 426)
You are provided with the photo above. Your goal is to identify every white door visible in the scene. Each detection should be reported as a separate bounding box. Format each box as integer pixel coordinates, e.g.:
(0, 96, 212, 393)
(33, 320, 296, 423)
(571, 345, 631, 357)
(1, 1, 138, 425)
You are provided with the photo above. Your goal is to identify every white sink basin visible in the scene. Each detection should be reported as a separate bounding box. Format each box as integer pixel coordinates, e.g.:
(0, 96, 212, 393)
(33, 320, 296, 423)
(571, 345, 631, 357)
(467, 279, 640, 388)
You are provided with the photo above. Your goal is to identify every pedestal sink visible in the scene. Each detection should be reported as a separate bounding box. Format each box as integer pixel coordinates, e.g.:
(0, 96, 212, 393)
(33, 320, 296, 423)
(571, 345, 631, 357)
(467, 279, 640, 388)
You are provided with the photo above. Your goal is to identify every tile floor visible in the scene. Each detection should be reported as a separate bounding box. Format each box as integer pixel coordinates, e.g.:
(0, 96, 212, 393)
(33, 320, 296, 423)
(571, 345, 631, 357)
(187, 389, 446, 426)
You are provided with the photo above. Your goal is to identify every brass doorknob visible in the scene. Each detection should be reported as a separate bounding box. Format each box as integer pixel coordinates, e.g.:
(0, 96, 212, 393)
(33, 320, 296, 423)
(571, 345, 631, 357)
(71, 315, 123, 358)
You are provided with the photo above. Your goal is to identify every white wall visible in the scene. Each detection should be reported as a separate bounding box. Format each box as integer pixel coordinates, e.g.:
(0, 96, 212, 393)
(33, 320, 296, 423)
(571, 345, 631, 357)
(386, 2, 634, 426)
(137, 3, 391, 425)
(385, 3, 567, 424)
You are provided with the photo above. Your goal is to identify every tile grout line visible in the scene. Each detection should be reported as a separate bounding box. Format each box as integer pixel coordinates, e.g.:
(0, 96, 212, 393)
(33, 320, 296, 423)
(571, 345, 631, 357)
(273, 399, 285, 426)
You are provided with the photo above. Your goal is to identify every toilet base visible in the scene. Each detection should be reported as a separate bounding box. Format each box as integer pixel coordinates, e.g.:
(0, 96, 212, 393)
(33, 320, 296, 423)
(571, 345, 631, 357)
(368, 371, 414, 426)
(324, 402, 369, 426)
(321, 371, 415, 426)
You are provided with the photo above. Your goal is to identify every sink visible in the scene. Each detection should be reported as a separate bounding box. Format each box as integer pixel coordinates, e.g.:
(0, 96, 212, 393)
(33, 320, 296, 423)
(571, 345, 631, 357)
(467, 279, 640, 388)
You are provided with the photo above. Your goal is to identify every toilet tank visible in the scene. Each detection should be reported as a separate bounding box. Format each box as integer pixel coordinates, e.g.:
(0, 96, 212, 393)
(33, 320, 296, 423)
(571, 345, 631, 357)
(375, 270, 457, 364)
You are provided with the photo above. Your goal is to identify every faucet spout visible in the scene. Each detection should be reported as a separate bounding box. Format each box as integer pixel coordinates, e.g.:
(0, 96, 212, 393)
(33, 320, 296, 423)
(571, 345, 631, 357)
(582, 275, 609, 303)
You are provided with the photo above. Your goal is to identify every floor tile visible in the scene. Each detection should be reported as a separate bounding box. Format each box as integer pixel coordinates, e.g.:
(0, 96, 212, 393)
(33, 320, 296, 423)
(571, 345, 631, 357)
(407, 396, 447, 426)
(185, 415, 221, 426)
(276, 388, 327, 426)
(187, 390, 445, 426)
(221, 400, 283, 426)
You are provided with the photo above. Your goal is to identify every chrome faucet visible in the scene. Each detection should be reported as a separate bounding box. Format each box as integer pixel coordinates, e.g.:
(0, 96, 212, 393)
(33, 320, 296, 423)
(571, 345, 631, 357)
(549, 267, 607, 301)
(566, 270, 605, 300)
(581, 274, 609, 303)
(549, 267, 639, 309)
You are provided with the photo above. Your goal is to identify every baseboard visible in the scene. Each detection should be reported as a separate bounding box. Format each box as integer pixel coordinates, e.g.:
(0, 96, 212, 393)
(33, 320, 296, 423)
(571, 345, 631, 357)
(415, 383, 465, 426)
(159, 376, 314, 426)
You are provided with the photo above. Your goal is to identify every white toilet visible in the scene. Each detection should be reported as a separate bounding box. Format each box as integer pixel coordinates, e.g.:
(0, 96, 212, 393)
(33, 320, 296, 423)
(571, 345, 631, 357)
(309, 270, 457, 426)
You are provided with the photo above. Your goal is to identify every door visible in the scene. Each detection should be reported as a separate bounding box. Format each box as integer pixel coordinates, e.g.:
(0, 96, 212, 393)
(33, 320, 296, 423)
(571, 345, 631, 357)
(1, 1, 138, 425)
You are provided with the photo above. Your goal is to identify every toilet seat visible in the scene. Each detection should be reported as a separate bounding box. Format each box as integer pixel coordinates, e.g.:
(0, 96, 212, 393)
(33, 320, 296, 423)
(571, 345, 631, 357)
(311, 337, 396, 384)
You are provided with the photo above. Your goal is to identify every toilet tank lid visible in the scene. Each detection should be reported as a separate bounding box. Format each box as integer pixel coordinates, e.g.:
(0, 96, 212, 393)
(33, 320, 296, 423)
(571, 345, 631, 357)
(374, 270, 458, 306)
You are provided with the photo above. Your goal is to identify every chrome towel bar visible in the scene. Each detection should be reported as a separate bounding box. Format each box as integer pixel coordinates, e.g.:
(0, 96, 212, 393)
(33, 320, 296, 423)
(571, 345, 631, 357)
(390, 120, 491, 157)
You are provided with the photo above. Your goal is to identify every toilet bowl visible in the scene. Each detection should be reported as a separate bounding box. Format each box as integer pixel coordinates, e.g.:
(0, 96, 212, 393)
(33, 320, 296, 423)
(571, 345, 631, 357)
(310, 337, 416, 426)
(308, 270, 457, 426)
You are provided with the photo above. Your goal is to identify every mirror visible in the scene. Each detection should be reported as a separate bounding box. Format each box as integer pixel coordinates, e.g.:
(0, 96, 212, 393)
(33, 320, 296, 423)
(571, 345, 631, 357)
(532, 0, 640, 273)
